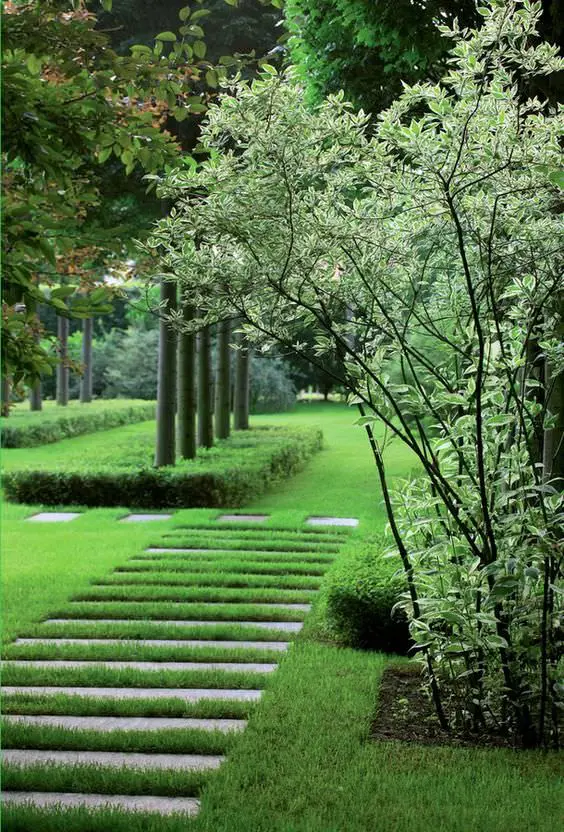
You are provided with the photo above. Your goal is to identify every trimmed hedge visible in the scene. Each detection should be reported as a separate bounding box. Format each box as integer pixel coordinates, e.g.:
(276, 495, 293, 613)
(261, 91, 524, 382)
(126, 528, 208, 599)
(324, 540, 410, 654)
(3, 426, 323, 508)
(1, 402, 156, 448)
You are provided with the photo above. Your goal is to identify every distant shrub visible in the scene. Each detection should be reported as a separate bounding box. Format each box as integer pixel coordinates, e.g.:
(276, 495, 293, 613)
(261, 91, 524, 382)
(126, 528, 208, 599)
(4, 426, 322, 508)
(249, 355, 296, 413)
(325, 541, 409, 654)
(1, 402, 156, 448)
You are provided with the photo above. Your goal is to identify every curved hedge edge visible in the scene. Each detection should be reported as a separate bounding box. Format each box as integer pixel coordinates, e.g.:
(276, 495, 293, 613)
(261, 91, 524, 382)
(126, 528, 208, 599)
(3, 427, 323, 508)
(1, 403, 156, 448)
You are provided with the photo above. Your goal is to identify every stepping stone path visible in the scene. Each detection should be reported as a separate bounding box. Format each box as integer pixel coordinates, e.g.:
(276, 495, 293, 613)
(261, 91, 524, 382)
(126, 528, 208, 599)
(2, 515, 356, 820)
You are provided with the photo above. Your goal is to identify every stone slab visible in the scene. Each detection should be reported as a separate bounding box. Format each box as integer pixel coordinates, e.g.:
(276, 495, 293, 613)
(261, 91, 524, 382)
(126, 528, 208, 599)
(3, 715, 247, 733)
(305, 516, 359, 527)
(216, 514, 269, 522)
(26, 513, 81, 523)
(4, 660, 277, 673)
(120, 514, 173, 523)
(44, 618, 304, 632)
(1, 686, 263, 701)
(15, 637, 290, 651)
(2, 792, 200, 816)
(3, 749, 224, 771)
(68, 601, 312, 612)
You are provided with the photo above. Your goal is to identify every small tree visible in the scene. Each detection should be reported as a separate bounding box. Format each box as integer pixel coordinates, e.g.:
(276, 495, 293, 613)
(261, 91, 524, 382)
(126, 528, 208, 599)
(151, 1, 564, 748)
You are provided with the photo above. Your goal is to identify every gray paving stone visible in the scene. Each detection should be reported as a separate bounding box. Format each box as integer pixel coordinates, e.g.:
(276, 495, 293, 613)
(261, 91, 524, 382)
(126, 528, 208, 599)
(3, 715, 247, 733)
(121, 514, 172, 523)
(305, 516, 359, 527)
(44, 618, 304, 632)
(2, 686, 263, 701)
(217, 514, 269, 522)
(68, 601, 312, 611)
(3, 749, 224, 771)
(2, 792, 200, 816)
(26, 513, 81, 523)
(4, 660, 277, 672)
(15, 637, 290, 651)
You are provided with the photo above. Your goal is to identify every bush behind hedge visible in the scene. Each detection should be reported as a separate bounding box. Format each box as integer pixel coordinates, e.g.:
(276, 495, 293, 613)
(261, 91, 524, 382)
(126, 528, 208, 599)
(324, 539, 410, 654)
(1, 403, 156, 448)
(4, 426, 323, 508)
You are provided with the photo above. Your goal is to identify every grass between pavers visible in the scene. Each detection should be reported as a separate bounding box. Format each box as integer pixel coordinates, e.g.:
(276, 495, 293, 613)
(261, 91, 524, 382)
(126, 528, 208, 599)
(0, 400, 156, 448)
(4, 641, 287, 663)
(1, 664, 273, 689)
(71, 586, 315, 605)
(1, 804, 197, 832)
(116, 559, 329, 576)
(135, 549, 335, 565)
(20, 621, 295, 642)
(152, 537, 339, 554)
(95, 572, 322, 590)
(172, 525, 348, 541)
(55, 602, 309, 622)
(2, 763, 214, 798)
(1, 695, 255, 720)
(191, 643, 563, 832)
(2, 722, 238, 755)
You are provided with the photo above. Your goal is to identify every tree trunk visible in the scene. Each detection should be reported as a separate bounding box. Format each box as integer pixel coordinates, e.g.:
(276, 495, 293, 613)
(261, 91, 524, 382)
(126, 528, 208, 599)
(198, 324, 214, 448)
(29, 318, 42, 411)
(177, 301, 197, 459)
(56, 315, 69, 406)
(234, 332, 251, 430)
(1, 375, 11, 417)
(80, 317, 93, 403)
(215, 318, 231, 440)
(155, 279, 177, 467)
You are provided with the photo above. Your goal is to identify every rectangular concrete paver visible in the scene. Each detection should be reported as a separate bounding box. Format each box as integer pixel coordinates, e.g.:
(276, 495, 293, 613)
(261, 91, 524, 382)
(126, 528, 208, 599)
(3, 749, 224, 771)
(43, 618, 304, 632)
(120, 514, 173, 522)
(306, 516, 359, 527)
(2, 686, 263, 701)
(217, 515, 269, 522)
(67, 601, 312, 612)
(26, 513, 81, 523)
(15, 637, 290, 650)
(2, 792, 201, 816)
(4, 660, 277, 672)
(3, 715, 247, 732)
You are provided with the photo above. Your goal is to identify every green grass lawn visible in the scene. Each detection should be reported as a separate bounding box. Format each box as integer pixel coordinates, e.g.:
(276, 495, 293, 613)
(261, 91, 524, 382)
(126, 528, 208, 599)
(2, 402, 561, 832)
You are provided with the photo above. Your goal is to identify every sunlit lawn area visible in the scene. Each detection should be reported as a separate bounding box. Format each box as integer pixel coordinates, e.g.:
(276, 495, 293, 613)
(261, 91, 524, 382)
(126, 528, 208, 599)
(2, 402, 561, 832)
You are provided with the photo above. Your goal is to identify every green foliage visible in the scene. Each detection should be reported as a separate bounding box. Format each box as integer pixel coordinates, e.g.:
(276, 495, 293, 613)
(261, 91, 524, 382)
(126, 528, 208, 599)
(0, 401, 156, 448)
(284, 0, 478, 114)
(151, 2, 564, 746)
(324, 541, 409, 652)
(249, 355, 296, 412)
(3, 426, 323, 507)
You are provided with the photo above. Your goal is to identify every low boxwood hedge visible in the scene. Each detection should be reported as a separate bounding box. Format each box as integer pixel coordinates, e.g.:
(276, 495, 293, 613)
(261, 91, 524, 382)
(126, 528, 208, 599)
(3, 426, 323, 508)
(324, 539, 410, 654)
(1, 402, 156, 448)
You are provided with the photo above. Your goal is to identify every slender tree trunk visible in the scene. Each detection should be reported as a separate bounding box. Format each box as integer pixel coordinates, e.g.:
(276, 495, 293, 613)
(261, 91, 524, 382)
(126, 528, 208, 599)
(56, 315, 69, 406)
(177, 301, 197, 459)
(1, 375, 11, 417)
(80, 317, 93, 403)
(215, 318, 231, 440)
(155, 279, 177, 467)
(197, 323, 214, 448)
(233, 331, 250, 430)
(28, 310, 43, 411)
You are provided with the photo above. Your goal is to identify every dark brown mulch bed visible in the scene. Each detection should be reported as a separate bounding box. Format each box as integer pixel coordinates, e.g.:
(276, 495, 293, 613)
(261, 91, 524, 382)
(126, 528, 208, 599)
(370, 663, 515, 749)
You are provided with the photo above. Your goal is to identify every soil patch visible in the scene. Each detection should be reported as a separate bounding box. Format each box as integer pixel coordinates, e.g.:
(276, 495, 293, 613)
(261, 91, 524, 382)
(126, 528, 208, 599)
(370, 664, 515, 749)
